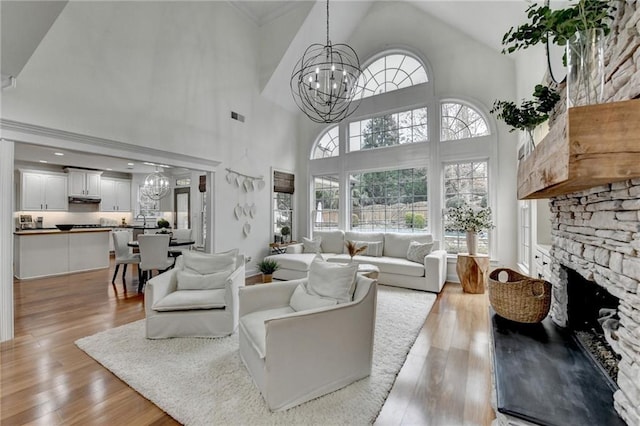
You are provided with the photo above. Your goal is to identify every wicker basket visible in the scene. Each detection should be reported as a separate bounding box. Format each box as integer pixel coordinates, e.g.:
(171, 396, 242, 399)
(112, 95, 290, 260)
(488, 268, 551, 323)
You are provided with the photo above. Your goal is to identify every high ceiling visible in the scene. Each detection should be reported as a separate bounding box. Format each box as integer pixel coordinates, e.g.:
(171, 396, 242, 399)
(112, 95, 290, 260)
(4, 0, 536, 171)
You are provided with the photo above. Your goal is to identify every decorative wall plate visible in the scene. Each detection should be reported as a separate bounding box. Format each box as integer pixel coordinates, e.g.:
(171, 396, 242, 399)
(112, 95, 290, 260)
(243, 179, 252, 192)
(235, 175, 243, 187)
(234, 204, 243, 220)
(226, 173, 234, 184)
(243, 203, 250, 216)
(255, 179, 266, 190)
(249, 203, 257, 218)
(243, 222, 251, 236)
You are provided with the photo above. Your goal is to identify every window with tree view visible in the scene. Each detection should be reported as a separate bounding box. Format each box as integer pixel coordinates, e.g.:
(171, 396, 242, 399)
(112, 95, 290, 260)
(441, 102, 489, 141)
(350, 167, 428, 232)
(443, 161, 489, 254)
(313, 175, 340, 230)
(349, 107, 427, 152)
(311, 126, 339, 159)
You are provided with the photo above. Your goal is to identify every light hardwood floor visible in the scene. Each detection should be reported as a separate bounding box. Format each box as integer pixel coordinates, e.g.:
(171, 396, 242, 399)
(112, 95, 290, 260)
(1, 260, 495, 425)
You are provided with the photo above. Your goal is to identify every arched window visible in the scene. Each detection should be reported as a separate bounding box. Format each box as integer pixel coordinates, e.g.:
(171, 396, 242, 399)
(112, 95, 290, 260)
(311, 126, 339, 159)
(358, 53, 428, 99)
(440, 102, 489, 141)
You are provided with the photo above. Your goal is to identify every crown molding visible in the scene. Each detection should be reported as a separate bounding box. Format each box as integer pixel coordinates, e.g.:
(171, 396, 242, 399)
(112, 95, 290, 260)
(0, 119, 220, 172)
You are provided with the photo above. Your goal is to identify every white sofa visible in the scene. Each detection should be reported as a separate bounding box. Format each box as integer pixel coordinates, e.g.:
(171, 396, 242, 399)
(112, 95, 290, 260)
(238, 274, 377, 411)
(265, 230, 447, 293)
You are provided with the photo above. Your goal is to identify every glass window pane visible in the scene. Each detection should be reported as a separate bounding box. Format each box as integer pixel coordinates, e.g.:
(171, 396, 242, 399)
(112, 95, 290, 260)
(443, 160, 490, 254)
(349, 167, 428, 232)
(440, 102, 490, 141)
(349, 107, 428, 152)
(357, 53, 428, 100)
(311, 126, 339, 159)
(313, 175, 340, 230)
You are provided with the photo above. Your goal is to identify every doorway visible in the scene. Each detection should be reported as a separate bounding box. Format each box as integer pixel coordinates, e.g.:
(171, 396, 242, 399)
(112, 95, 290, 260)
(174, 187, 190, 229)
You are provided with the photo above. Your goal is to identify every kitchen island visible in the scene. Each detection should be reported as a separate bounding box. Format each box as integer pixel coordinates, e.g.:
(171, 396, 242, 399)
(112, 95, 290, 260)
(14, 228, 111, 280)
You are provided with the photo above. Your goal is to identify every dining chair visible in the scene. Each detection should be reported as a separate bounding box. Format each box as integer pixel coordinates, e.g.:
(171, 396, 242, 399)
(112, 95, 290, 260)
(169, 228, 194, 257)
(137, 234, 175, 292)
(112, 231, 141, 291)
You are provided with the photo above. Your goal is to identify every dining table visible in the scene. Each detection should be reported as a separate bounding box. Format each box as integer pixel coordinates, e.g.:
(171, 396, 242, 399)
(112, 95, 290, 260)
(127, 239, 195, 248)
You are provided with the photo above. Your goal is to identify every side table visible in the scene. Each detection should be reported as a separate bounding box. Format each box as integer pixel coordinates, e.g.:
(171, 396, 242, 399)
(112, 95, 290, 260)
(357, 263, 380, 280)
(456, 253, 490, 294)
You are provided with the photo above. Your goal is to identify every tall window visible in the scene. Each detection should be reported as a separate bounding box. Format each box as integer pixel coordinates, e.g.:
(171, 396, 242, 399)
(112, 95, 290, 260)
(358, 54, 428, 99)
(272, 171, 294, 242)
(519, 201, 531, 271)
(349, 107, 428, 152)
(441, 102, 489, 141)
(311, 126, 339, 160)
(350, 167, 428, 232)
(443, 161, 489, 254)
(313, 175, 339, 230)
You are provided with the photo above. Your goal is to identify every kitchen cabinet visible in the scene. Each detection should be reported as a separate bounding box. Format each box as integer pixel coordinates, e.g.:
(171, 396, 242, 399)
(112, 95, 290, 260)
(66, 168, 102, 198)
(101, 178, 131, 211)
(19, 170, 68, 211)
(14, 229, 110, 279)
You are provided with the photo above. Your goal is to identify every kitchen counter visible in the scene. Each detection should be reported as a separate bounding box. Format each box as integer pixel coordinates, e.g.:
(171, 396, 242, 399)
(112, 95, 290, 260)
(14, 228, 112, 235)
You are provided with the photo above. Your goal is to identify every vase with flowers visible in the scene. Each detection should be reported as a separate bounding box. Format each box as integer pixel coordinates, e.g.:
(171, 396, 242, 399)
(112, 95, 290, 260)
(446, 203, 495, 256)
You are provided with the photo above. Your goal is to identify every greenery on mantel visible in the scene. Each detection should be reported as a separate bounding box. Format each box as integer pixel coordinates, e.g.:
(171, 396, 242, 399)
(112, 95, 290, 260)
(501, 0, 615, 59)
(490, 84, 561, 133)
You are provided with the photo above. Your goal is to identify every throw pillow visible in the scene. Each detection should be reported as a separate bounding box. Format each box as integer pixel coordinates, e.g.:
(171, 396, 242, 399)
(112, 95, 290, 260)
(307, 256, 358, 303)
(176, 269, 231, 290)
(302, 237, 322, 253)
(182, 249, 238, 274)
(406, 241, 434, 264)
(352, 240, 383, 257)
(289, 283, 338, 312)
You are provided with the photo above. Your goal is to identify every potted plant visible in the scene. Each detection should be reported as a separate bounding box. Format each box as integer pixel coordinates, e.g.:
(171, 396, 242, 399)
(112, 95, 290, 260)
(490, 84, 560, 153)
(157, 218, 171, 234)
(446, 203, 495, 256)
(257, 259, 280, 283)
(280, 225, 291, 243)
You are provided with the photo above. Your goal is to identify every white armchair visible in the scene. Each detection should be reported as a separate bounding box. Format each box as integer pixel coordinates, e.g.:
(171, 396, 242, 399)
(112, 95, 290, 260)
(238, 274, 377, 411)
(144, 251, 245, 339)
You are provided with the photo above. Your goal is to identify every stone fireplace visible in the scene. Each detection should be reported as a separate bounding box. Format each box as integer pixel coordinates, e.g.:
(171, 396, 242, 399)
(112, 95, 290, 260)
(548, 181, 640, 425)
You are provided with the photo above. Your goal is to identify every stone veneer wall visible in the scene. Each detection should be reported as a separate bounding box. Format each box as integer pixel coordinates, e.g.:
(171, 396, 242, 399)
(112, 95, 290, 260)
(545, 3, 640, 425)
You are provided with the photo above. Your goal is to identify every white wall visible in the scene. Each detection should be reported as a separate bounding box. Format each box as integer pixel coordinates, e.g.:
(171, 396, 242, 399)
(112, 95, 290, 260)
(296, 1, 522, 269)
(1, 2, 299, 274)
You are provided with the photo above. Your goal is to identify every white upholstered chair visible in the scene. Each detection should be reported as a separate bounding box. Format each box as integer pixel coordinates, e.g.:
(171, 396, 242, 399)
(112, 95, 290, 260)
(137, 234, 175, 292)
(144, 250, 245, 339)
(238, 272, 377, 411)
(111, 231, 140, 291)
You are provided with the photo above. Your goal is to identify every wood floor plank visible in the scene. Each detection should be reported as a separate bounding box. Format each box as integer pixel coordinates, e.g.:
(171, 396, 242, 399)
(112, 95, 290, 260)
(2, 260, 495, 425)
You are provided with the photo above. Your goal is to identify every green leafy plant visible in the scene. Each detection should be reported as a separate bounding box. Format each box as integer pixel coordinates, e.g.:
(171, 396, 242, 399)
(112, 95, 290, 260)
(491, 84, 560, 133)
(446, 203, 495, 233)
(404, 212, 425, 229)
(257, 259, 280, 275)
(501, 0, 615, 60)
(157, 218, 170, 228)
(280, 226, 291, 241)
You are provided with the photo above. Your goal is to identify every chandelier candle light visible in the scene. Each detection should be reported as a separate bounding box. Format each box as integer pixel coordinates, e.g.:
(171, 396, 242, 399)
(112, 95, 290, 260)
(141, 169, 170, 200)
(290, 0, 365, 123)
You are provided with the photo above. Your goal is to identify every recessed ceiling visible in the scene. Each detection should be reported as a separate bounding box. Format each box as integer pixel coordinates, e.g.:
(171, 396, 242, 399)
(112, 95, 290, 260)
(14, 142, 194, 175)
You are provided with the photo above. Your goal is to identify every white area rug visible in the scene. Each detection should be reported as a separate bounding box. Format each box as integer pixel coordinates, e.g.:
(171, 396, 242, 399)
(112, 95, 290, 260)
(76, 285, 436, 425)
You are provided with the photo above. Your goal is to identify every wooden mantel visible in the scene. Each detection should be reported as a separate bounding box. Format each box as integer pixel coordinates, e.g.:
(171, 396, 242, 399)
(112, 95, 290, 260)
(517, 98, 640, 200)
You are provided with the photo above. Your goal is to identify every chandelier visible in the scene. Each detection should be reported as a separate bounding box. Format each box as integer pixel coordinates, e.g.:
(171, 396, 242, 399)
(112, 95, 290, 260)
(290, 0, 365, 124)
(141, 169, 170, 200)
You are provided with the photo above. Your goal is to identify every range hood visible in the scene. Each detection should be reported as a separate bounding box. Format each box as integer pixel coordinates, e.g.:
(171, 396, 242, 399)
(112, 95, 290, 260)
(68, 196, 101, 204)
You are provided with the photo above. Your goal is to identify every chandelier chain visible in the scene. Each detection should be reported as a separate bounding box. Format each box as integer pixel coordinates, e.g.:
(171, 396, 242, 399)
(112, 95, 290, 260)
(326, 0, 330, 45)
